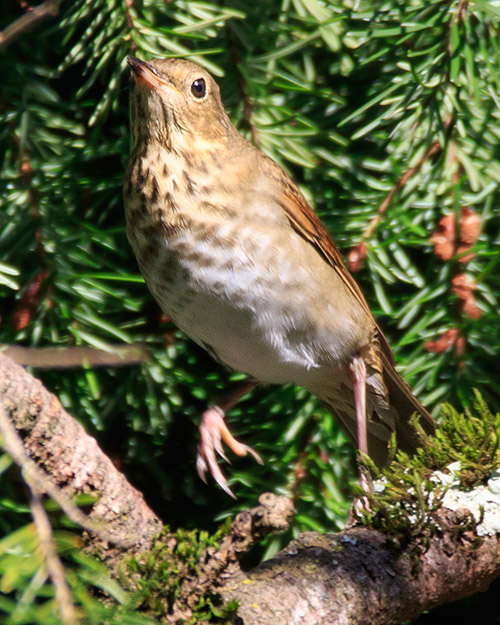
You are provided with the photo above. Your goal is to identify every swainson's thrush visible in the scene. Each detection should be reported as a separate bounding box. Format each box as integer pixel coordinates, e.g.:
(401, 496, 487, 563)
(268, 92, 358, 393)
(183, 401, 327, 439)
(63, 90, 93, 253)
(123, 56, 435, 496)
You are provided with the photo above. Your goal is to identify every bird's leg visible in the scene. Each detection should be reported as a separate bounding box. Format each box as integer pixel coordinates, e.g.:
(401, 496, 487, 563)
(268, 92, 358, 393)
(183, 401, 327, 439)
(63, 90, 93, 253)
(196, 379, 262, 497)
(350, 356, 373, 498)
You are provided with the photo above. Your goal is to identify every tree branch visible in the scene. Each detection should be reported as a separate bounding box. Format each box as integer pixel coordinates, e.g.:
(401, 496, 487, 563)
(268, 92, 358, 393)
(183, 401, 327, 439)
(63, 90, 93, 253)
(0, 352, 162, 555)
(223, 513, 500, 624)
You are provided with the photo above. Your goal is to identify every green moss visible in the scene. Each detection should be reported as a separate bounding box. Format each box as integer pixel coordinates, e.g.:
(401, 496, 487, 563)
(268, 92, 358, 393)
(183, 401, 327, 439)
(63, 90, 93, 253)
(121, 521, 237, 623)
(357, 391, 500, 542)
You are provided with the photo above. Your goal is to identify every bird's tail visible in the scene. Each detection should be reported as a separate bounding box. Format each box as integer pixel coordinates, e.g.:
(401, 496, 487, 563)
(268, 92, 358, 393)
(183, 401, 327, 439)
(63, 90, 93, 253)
(322, 351, 435, 468)
(379, 349, 435, 454)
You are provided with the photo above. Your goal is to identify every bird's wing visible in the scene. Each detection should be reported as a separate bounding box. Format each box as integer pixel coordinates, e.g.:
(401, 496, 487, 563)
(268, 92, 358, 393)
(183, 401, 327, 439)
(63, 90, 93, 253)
(276, 174, 435, 442)
(276, 177, 396, 363)
(278, 183, 373, 318)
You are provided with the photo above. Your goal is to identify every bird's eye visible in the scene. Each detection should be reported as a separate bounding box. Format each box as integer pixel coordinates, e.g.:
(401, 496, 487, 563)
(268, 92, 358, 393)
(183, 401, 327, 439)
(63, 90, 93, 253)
(191, 78, 207, 99)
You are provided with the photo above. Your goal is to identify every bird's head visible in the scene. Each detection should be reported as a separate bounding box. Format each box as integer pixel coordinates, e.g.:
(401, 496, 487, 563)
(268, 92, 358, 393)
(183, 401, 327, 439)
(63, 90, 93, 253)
(127, 56, 234, 148)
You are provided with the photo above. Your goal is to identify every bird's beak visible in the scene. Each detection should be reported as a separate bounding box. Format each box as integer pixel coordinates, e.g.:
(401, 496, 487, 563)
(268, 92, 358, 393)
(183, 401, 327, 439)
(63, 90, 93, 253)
(127, 56, 169, 90)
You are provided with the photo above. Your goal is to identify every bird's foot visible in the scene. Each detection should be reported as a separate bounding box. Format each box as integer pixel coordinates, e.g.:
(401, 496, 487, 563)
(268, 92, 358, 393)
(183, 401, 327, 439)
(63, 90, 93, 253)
(348, 466, 373, 523)
(196, 405, 263, 498)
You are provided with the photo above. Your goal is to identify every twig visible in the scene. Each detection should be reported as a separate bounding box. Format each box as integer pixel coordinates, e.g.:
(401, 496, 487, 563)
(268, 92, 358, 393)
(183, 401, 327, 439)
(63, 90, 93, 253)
(124, 0, 137, 49)
(29, 487, 77, 624)
(348, 109, 454, 271)
(364, 139, 441, 241)
(348, 139, 442, 271)
(2, 343, 151, 369)
(0, 0, 61, 52)
(362, 1, 465, 253)
(362, 0, 467, 244)
(447, 0, 469, 60)
(0, 405, 77, 625)
(229, 43, 260, 146)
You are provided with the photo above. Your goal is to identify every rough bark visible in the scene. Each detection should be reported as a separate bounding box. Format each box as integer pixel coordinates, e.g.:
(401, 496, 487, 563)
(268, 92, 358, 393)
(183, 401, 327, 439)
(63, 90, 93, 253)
(222, 516, 500, 624)
(0, 352, 162, 552)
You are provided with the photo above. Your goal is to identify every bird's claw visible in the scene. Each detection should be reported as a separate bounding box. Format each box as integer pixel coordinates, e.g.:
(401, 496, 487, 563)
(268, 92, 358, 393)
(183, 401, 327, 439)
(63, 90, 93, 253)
(196, 405, 263, 498)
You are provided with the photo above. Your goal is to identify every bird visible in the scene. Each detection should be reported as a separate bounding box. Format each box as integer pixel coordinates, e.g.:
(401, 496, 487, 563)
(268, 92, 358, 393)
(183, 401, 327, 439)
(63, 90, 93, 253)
(123, 55, 435, 497)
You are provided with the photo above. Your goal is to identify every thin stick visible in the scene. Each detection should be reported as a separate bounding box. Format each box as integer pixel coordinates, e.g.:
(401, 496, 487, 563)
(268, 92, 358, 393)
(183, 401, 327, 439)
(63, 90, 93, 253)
(0, 404, 76, 624)
(28, 485, 77, 625)
(0, 0, 60, 52)
(2, 343, 150, 369)
(363, 140, 441, 241)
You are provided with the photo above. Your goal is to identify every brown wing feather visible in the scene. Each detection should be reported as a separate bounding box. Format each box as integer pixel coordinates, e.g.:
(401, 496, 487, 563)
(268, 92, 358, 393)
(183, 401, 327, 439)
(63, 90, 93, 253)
(278, 184, 373, 320)
(278, 181, 397, 362)
(274, 169, 435, 452)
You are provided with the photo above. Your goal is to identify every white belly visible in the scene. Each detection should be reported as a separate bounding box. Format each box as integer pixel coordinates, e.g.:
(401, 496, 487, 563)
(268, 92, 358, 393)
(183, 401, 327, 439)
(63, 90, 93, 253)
(137, 224, 366, 387)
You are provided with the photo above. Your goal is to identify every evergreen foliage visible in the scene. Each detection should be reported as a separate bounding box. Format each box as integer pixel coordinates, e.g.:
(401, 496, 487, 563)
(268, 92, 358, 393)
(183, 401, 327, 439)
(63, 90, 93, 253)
(0, 0, 499, 622)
